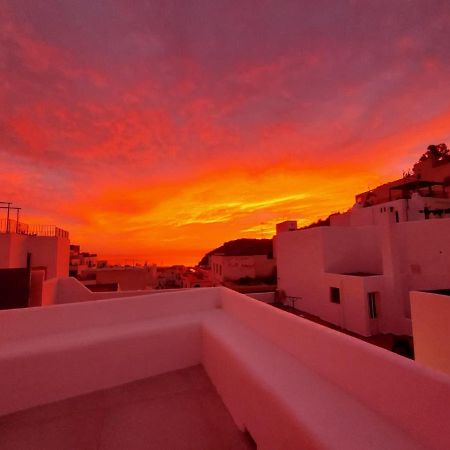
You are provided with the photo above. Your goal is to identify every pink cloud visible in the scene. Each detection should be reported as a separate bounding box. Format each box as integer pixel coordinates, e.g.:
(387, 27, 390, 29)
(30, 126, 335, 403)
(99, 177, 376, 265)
(1, 0, 450, 263)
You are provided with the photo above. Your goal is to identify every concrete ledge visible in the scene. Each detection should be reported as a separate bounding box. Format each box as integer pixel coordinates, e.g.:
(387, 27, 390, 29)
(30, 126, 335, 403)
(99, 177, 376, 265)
(202, 311, 423, 450)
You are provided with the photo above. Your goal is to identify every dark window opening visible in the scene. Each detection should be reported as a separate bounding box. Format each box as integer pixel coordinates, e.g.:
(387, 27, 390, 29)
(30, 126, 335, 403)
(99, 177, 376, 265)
(330, 287, 340, 304)
(368, 292, 377, 319)
(395, 211, 399, 223)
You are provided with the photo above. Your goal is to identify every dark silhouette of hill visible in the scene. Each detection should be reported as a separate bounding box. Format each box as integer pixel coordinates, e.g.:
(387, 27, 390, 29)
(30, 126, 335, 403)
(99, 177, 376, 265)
(198, 238, 273, 267)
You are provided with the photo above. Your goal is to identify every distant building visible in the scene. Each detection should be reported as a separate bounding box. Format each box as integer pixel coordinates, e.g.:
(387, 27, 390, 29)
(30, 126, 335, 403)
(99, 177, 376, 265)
(276, 220, 297, 233)
(0, 203, 69, 309)
(69, 245, 99, 276)
(354, 150, 450, 208)
(276, 182, 450, 337)
(210, 254, 275, 284)
(156, 265, 185, 289)
(181, 268, 215, 288)
(0, 208, 69, 279)
(95, 265, 157, 291)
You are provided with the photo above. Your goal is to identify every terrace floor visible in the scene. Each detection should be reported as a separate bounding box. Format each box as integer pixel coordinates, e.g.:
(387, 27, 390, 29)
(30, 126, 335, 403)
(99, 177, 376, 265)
(0, 365, 255, 450)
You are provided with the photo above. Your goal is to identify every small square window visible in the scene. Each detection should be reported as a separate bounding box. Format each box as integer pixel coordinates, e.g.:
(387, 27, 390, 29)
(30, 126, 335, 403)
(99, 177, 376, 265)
(330, 287, 340, 304)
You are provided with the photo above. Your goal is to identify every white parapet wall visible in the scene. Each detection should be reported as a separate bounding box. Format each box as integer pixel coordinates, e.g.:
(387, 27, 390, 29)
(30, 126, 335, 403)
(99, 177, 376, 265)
(245, 291, 275, 303)
(1, 287, 450, 449)
(41, 276, 176, 305)
(411, 290, 450, 376)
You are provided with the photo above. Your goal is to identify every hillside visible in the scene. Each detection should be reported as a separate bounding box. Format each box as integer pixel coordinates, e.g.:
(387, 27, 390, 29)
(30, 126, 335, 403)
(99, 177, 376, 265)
(198, 238, 273, 267)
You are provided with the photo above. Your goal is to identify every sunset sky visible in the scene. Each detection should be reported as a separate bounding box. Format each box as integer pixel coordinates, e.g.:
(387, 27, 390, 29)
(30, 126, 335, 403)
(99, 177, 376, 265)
(1, 1, 450, 265)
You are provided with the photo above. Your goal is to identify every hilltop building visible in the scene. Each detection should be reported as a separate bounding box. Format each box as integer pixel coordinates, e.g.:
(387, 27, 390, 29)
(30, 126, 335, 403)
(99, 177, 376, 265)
(355, 144, 450, 208)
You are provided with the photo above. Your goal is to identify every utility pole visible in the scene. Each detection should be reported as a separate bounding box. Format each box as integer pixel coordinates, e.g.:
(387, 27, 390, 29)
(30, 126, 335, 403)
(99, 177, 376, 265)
(0, 202, 13, 233)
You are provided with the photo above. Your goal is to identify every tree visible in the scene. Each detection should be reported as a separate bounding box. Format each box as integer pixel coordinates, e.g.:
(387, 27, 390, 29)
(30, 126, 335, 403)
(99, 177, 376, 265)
(419, 143, 449, 162)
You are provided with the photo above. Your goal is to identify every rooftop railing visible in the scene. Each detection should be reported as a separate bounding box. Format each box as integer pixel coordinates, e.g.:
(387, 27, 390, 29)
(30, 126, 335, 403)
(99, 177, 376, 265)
(0, 219, 69, 238)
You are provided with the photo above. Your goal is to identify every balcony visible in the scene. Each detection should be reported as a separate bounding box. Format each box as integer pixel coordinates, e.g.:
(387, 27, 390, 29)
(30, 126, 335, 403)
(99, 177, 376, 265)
(1, 287, 449, 449)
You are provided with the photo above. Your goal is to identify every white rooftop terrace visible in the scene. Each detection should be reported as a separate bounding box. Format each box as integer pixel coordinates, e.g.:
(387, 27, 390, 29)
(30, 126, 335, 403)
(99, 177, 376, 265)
(0, 365, 253, 450)
(1, 287, 450, 450)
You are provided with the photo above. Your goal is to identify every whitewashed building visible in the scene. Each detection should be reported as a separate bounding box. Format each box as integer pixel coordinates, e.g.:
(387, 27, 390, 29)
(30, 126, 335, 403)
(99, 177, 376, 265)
(0, 218, 69, 279)
(210, 254, 275, 283)
(275, 180, 450, 337)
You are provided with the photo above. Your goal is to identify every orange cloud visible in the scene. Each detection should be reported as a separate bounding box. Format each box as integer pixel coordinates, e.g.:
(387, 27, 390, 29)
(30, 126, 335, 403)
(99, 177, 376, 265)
(2, 1, 450, 265)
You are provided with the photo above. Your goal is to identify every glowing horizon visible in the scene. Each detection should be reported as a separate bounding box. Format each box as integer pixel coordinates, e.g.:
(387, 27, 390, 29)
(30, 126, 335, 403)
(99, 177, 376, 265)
(1, 1, 450, 265)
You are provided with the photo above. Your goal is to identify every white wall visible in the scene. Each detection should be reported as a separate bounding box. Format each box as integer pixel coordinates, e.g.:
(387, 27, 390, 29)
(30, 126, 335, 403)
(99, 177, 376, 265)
(395, 219, 450, 291)
(277, 216, 450, 336)
(27, 236, 70, 278)
(42, 277, 167, 305)
(0, 234, 69, 278)
(6, 234, 29, 268)
(322, 226, 382, 274)
(252, 255, 275, 278)
(276, 226, 383, 334)
(276, 227, 327, 316)
(0, 234, 27, 268)
(337, 195, 450, 229)
(96, 268, 149, 290)
(217, 289, 450, 450)
(2, 288, 221, 343)
(411, 291, 450, 376)
(211, 255, 275, 283)
(323, 274, 368, 335)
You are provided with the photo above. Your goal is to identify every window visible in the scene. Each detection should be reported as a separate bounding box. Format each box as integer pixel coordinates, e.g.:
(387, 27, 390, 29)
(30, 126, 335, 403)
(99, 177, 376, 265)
(395, 211, 399, 223)
(330, 287, 340, 304)
(368, 292, 377, 319)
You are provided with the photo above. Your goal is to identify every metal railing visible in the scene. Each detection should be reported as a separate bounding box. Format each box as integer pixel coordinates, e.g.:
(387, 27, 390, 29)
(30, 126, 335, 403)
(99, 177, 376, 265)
(0, 219, 69, 238)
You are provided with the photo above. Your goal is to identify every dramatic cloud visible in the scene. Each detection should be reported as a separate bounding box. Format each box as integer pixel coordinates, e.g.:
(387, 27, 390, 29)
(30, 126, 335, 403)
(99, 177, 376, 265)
(1, 0, 450, 264)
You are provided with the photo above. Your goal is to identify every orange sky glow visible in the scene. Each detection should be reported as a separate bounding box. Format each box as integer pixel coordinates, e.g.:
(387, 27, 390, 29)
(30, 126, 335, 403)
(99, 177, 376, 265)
(1, 1, 450, 265)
